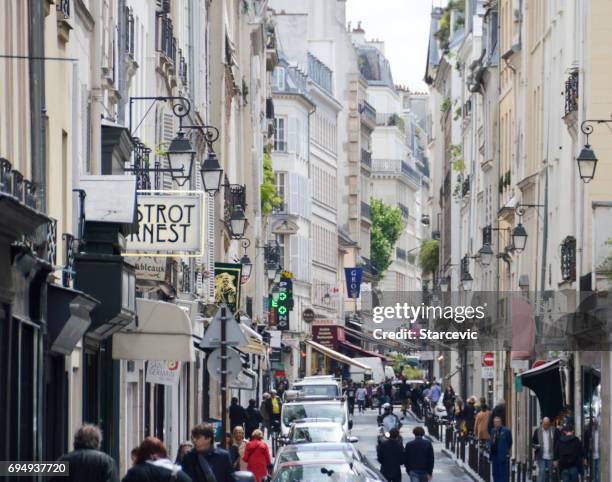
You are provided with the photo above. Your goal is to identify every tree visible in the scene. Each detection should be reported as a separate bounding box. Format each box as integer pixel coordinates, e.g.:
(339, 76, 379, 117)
(370, 198, 405, 280)
(419, 239, 440, 279)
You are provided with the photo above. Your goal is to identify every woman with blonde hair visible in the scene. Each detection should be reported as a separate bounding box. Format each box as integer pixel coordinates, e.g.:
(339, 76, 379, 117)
(230, 426, 248, 471)
(243, 429, 271, 482)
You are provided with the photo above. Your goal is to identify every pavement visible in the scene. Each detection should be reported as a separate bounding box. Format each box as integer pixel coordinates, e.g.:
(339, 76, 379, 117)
(351, 406, 473, 482)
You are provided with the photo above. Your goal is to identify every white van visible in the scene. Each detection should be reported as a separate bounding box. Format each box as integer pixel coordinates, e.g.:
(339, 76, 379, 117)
(290, 376, 342, 399)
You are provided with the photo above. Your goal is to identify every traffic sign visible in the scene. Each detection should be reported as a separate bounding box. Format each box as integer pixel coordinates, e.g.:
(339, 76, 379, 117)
(207, 348, 242, 381)
(200, 304, 248, 349)
(481, 352, 494, 379)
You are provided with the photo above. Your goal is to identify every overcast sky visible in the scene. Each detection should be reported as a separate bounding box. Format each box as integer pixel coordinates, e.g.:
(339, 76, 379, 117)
(346, 0, 436, 92)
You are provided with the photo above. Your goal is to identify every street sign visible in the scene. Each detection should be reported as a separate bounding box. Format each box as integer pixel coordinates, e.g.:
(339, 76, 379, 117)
(200, 304, 248, 349)
(481, 352, 495, 379)
(207, 348, 242, 381)
(269, 330, 281, 348)
(344, 267, 363, 299)
(302, 308, 316, 323)
(146, 360, 181, 386)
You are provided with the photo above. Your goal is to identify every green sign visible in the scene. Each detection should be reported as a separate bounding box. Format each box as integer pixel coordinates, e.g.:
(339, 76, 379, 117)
(515, 375, 523, 393)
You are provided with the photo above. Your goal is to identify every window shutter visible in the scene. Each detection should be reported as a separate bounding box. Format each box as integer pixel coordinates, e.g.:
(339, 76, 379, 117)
(288, 116, 297, 154)
(289, 173, 299, 215)
(161, 112, 175, 190)
(206, 194, 215, 301)
(289, 235, 299, 278)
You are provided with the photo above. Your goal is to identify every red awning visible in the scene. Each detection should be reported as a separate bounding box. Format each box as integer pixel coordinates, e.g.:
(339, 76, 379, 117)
(339, 340, 392, 363)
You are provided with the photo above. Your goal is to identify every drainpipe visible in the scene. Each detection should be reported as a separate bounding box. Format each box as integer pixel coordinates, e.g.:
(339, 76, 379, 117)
(117, 0, 127, 125)
(28, 0, 46, 212)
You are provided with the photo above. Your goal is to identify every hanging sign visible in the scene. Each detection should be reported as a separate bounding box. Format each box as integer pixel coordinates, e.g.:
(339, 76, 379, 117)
(344, 267, 363, 299)
(214, 263, 242, 314)
(133, 256, 167, 281)
(125, 191, 204, 256)
(146, 360, 181, 386)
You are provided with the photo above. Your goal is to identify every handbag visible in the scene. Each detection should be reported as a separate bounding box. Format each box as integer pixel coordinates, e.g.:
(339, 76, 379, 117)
(197, 453, 218, 482)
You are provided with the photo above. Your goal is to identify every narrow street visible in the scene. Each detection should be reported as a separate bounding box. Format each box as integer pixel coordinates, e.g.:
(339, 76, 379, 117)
(352, 407, 471, 482)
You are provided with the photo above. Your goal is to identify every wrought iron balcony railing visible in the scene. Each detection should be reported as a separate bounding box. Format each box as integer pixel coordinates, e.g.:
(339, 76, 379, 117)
(308, 53, 333, 95)
(360, 201, 371, 220)
(157, 14, 177, 65)
(565, 71, 578, 116)
(372, 159, 421, 184)
(0, 158, 37, 209)
(24, 219, 57, 266)
(360, 100, 376, 125)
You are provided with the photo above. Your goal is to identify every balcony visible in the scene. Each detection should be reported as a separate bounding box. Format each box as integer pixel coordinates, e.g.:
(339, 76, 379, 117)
(398, 203, 409, 220)
(372, 159, 421, 185)
(308, 53, 333, 95)
(360, 201, 371, 220)
(360, 149, 372, 169)
(564, 71, 578, 117)
(375, 112, 405, 133)
(156, 14, 177, 66)
(360, 100, 376, 126)
(178, 49, 188, 87)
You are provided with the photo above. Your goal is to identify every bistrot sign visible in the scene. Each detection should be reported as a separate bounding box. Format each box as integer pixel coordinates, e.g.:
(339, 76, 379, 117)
(126, 191, 204, 256)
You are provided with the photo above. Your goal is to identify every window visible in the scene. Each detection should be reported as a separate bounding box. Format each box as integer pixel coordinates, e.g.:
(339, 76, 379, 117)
(274, 172, 286, 213)
(273, 67, 285, 91)
(274, 118, 286, 151)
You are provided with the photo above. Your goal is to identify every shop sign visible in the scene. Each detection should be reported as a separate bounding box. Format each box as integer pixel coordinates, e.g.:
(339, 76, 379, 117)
(344, 267, 363, 299)
(146, 360, 181, 386)
(126, 191, 204, 256)
(133, 256, 167, 281)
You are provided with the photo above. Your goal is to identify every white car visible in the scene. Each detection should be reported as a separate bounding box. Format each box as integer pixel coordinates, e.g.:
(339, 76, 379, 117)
(281, 399, 350, 436)
(282, 420, 358, 445)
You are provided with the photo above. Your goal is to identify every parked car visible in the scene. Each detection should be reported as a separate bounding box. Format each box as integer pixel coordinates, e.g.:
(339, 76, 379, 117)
(271, 444, 385, 482)
(281, 398, 350, 436)
(289, 376, 342, 399)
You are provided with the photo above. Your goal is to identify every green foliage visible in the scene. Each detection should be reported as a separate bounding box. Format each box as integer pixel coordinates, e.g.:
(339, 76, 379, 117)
(453, 106, 463, 121)
(370, 198, 405, 279)
(449, 144, 464, 171)
(419, 239, 440, 277)
(441, 97, 452, 114)
(261, 145, 281, 215)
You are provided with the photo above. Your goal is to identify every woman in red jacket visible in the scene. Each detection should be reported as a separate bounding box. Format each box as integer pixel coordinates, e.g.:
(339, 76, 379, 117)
(242, 429, 271, 482)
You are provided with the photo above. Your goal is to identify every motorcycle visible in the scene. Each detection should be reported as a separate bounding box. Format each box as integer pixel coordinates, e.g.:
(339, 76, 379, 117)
(377, 412, 403, 446)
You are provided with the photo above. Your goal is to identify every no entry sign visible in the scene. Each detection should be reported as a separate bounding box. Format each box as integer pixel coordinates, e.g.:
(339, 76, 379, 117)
(481, 352, 494, 378)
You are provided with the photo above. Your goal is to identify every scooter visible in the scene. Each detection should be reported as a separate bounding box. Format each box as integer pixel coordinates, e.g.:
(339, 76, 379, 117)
(377, 412, 403, 446)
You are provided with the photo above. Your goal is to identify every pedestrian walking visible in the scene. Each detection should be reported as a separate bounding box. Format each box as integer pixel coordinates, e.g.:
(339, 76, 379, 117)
(554, 424, 585, 482)
(229, 397, 247, 432)
(532, 417, 559, 482)
(489, 416, 512, 482)
(488, 400, 506, 432)
(442, 385, 455, 421)
(366, 383, 373, 409)
(175, 441, 194, 465)
(585, 418, 600, 482)
(245, 399, 263, 439)
(377, 384, 386, 414)
(229, 426, 248, 471)
(474, 403, 491, 443)
(463, 396, 477, 434)
(384, 378, 393, 404)
(377, 427, 404, 482)
(410, 384, 422, 419)
(122, 437, 192, 482)
(260, 393, 271, 439)
(454, 399, 468, 437)
(356, 383, 367, 413)
(242, 429, 272, 482)
(403, 426, 434, 482)
(429, 380, 441, 411)
(398, 377, 409, 419)
(182, 423, 234, 482)
(52, 424, 118, 482)
(345, 381, 356, 416)
(264, 389, 282, 432)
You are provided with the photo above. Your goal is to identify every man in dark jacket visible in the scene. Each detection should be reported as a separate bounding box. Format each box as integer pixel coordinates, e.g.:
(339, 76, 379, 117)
(554, 424, 585, 482)
(398, 377, 409, 419)
(245, 399, 263, 438)
(229, 397, 247, 431)
(531, 417, 559, 482)
(488, 400, 506, 432)
(182, 423, 234, 482)
(377, 428, 404, 482)
(489, 416, 512, 482)
(404, 426, 434, 482)
(52, 424, 118, 482)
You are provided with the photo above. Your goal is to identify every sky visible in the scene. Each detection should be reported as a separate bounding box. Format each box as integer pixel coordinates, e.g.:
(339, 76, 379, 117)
(346, 0, 435, 92)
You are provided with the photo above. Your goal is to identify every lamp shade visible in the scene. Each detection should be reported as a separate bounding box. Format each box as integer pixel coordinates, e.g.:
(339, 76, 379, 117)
(576, 144, 598, 183)
(200, 150, 223, 193)
(478, 243, 494, 266)
(512, 223, 528, 253)
(439, 276, 449, 292)
(461, 273, 473, 291)
(229, 205, 247, 238)
(167, 132, 195, 186)
(240, 254, 252, 280)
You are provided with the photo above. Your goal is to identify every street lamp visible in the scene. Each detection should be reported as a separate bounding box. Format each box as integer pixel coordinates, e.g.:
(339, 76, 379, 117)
(478, 243, 494, 267)
(576, 144, 598, 183)
(200, 150, 223, 193)
(229, 205, 248, 239)
(461, 272, 473, 291)
(512, 223, 528, 253)
(439, 276, 449, 292)
(240, 253, 252, 280)
(166, 131, 196, 186)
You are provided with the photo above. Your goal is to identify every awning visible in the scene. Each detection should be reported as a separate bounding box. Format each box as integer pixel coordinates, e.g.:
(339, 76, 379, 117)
(339, 340, 392, 362)
(519, 359, 565, 419)
(240, 323, 267, 356)
(47, 284, 99, 355)
(306, 340, 372, 371)
(112, 298, 195, 362)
